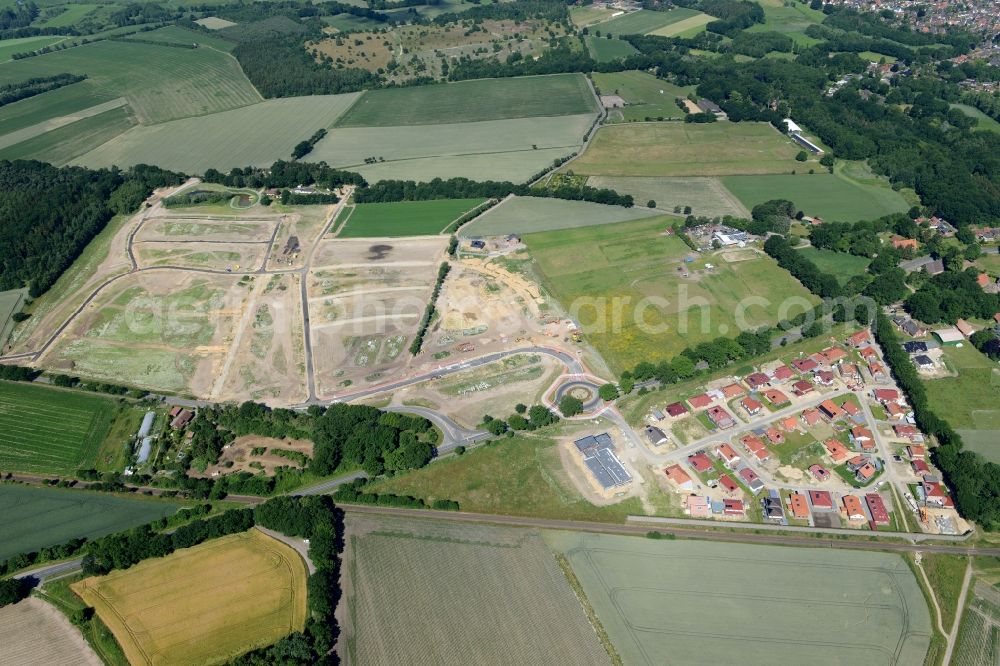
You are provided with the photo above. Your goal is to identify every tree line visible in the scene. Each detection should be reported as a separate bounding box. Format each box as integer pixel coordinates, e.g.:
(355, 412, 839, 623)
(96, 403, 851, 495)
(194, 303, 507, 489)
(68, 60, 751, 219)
(0, 74, 86, 107)
(352, 176, 633, 208)
(203, 160, 366, 190)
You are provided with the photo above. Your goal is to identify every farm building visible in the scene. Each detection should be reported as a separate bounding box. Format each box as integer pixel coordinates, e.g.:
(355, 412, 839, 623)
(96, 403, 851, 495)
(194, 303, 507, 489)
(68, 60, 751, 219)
(136, 437, 153, 464)
(169, 408, 194, 430)
(574, 434, 632, 489)
(783, 118, 824, 154)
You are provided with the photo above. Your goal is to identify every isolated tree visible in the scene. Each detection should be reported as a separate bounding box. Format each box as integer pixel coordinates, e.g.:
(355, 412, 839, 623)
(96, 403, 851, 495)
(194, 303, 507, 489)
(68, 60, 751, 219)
(598, 383, 619, 401)
(647, 199, 656, 208)
(795, 150, 808, 162)
(559, 395, 584, 417)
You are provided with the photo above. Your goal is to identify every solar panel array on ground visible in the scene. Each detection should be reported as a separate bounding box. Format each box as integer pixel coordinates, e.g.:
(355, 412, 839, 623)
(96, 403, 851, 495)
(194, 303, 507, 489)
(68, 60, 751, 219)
(574, 433, 631, 489)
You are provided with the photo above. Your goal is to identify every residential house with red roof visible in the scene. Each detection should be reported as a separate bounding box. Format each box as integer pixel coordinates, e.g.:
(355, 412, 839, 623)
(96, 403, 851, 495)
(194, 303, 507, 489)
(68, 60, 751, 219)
(741, 396, 763, 416)
(841, 400, 861, 419)
(886, 403, 907, 420)
(687, 452, 713, 474)
(788, 492, 810, 519)
(719, 474, 740, 495)
(741, 435, 771, 462)
(765, 427, 785, 444)
(840, 363, 861, 382)
(716, 443, 740, 468)
(824, 438, 848, 462)
(685, 495, 710, 518)
(793, 358, 818, 373)
(855, 463, 878, 483)
(842, 495, 866, 521)
(739, 467, 764, 494)
(772, 365, 794, 382)
(814, 370, 835, 386)
(745, 372, 770, 389)
(865, 493, 889, 525)
(907, 445, 925, 460)
(894, 424, 920, 441)
(809, 464, 831, 482)
(801, 408, 822, 427)
(850, 426, 874, 450)
(763, 389, 789, 407)
(665, 465, 693, 491)
(859, 346, 877, 361)
(867, 362, 887, 381)
(847, 330, 871, 347)
(809, 489, 834, 510)
(723, 498, 746, 516)
(891, 235, 918, 250)
(821, 347, 848, 365)
(819, 399, 845, 420)
(721, 383, 745, 399)
(707, 406, 736, 429)
(791, 379, 813, 396)
(911, 459, 930, 475)
(688, 394, 713, 410)
(873, 388, 900, 404)
(781, 416, 800, 432)
(665, 401, 688, 417)
(922, 480, 953, 508)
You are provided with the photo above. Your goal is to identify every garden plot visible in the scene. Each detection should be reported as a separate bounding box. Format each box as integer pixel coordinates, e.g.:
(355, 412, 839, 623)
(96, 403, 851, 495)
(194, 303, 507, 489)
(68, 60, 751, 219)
(343, 514, 608, 666)
(42, 271, 247, 396)
(212, 273, 307, 405)
(309, 237, 447, 397)
(548, 532, 931, 666)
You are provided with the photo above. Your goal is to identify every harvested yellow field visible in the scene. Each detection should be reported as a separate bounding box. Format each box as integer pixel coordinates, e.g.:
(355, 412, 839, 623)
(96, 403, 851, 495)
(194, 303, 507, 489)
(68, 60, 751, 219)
(0, 597, 101, 666)
(72, 529, 307, 666)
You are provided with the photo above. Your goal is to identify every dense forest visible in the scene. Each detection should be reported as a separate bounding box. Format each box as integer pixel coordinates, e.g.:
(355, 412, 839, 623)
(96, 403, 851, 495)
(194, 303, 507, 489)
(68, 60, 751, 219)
(0, 161, 182, 296)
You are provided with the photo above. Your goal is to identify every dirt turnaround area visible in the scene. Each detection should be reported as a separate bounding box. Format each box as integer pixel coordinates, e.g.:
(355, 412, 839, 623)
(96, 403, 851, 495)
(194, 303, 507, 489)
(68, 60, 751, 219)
(72, 529, 308, 666)
(0, 597, 102, 666)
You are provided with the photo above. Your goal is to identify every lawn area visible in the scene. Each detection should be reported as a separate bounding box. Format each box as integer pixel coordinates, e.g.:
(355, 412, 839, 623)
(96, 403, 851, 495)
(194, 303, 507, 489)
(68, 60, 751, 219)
(591, 70, 693, 122)
(0, 38, 261, 124)
(524, 216, 819, 371)
(648, 11, 713, 37)
(594, 8, 700, 35)
(312, 114, 593, 183)
(70, 94, 360, 173)
(73, 529, 307, 666)
(951, 103, 1000, 134)
(585, 175, 750, 218)
(975, 252, 1000, 277)
(459, 195, 660, 236)
(344, 515, 608, 665)
(721, 171, 910, 222)
(584, 35, 638, 62)
(34, 4, 98, 27)
(568, 121, 809, 177)
(0, 381, 122, 474)
(924, 344, 1000, 462)
(0, 287, 25, 346)
(745, 0, 826, 46)
(796, 247, 871, 283)
(0, 484, 179, 560)
(337, 198, 485, 237)
(368, 432, 645, 522)
(0, 35, 67, 61)
(546, 532, 931, 665)
(922, 553, 969, 633)
(334, 73, 597, 127)
(570, 3, 617, 26)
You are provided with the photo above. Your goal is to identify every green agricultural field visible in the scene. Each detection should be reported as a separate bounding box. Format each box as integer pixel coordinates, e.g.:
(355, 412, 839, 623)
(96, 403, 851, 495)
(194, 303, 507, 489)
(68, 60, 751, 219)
(370, 433, 645, 521)
(338, 199, 484, 237)
(925, 345, 1000, 462)
(125, 24, 237, 52)
(34, 4, 99, 28)
(0, 104, 135, 164)
(344, 515, 609, 665)
(0, 287, 25, 347)
(595, 8, 700, 36)
(524, 216, 818, 370)
(591, 70, 692, 122)
(0, 97, 126, 152)
(0, 35, 67, 61)
(585, 176, 750, 218)
(0, 38, 261, 124)
(570, 3, 617, 26)
(0, 79, 117, 138)
(547, 532, 931, 665)
(648, 11, 713, 37)
(71, 94, 360, 172)
(796, 247, 871, 283)
(333, 73, 597, 127)
(585, 35, 638, 62)
(721, 172, 910, 222)
(0, 381, 124, 474)
(458, 195, 660, 237)
(569, 122, 808, 177)
(0, 484, 179, 560)
(745, 0, 825, 46)
(312, 114, 593, 182)
(321, 13, 387, 31)
(951, 104, 1000, 134)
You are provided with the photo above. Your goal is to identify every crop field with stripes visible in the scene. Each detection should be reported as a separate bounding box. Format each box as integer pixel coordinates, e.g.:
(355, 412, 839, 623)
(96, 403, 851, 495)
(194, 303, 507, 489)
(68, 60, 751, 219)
(0, 381, 115, 474)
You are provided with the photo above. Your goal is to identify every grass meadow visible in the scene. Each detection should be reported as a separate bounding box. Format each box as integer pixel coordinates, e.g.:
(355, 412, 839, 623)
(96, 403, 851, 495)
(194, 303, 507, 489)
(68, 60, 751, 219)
(568, 122, 808, 177)
(591, 70, 693, 121)
(585, 175, 750, 218)
(0, 381, 119, 474)
(745, 0, 826, 46)
(952, 104, 1000, 134)
(0, 38, 261, 124)
(721, 172, 910, 222)
(334, 73, 597, 127)
(594, 8, 700, 35)
(585, 35, 638, 62)
(796, 247, 871, 283)
(0, 35, 67, 61)
(458, 195, 660, 236)
(370, 433, 645, 521)
(0, 104, 135, 164)
(338, 199, 484, 237)
(649, 11, 713, 37)
(0, 79, 117, 137)
(73, 529, 307, 666)
(924, 345, 1000, 464)
(0, 287, 25, 346)
(0, 484, 179, 560)
(547, 532, 931, 665)
(344, 515, 608, 665)
(524, 216, 818, 371)
(71, 94, 360, 172)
